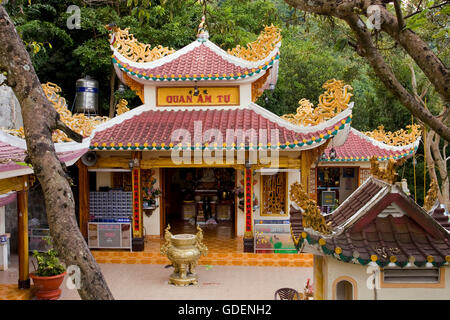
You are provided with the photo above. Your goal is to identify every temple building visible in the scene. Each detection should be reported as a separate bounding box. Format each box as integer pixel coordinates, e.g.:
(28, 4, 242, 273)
(311, 126, 421, 213)
(75, 25, 357, 252)
(0, 22, 437, 295)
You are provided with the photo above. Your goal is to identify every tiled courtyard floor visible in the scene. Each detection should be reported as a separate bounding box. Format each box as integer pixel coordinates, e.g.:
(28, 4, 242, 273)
(1, 222, 312, 300)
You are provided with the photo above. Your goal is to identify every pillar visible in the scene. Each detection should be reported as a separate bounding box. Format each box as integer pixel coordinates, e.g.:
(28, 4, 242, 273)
(17, 176, 30, 289)
(77, 160, 89, 238)
(243, 167, 254, 252)
(131, 152, 144, 251)
(313, 255, 324, 300)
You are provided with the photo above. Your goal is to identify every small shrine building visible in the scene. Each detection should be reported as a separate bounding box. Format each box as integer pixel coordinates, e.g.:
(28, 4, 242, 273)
(290, 175, 450, 300)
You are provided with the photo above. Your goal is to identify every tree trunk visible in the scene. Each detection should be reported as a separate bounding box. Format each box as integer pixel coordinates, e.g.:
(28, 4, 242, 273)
(0, 5, 114, 300)
(428, 130, 450, 209)
(109, 67, 116, 118)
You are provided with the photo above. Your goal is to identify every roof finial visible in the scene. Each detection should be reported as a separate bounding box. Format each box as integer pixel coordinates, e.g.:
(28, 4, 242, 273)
(197, 15, 209, 40)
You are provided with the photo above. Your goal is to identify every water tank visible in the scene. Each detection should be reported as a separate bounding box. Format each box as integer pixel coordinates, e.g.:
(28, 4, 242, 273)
(74, 76, 99, 115)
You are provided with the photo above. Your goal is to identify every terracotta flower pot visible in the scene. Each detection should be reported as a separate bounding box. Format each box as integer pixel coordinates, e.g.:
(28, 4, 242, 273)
(30, 272, 66, 300)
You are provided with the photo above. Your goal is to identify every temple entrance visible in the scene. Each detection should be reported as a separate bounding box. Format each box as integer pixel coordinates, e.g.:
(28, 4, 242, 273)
(161, 168, 237, 239)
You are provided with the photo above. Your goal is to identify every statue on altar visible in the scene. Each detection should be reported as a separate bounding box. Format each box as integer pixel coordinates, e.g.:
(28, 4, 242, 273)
(197, 168, 218, 190)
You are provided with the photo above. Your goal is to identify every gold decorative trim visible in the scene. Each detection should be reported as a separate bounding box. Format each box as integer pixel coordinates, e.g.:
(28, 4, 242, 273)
(370, 156, 405, 184)
(423, 179, 438, 211)
(6, 82, 108, 142)
(251, 68, 270, 102)
(364, 124, 421, 147)
(108, 26, 175, 63)
(281, 79, 353, 126)
(123, 73, 145, 104)
(116, 99, 130, 115)
(289, 181, 332, 234)
(227, 25, 281, 61)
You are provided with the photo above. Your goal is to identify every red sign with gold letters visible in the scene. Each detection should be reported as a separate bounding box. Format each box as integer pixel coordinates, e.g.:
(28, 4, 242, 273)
(132, 168, 141, 236)
(245, 168, 253, 233)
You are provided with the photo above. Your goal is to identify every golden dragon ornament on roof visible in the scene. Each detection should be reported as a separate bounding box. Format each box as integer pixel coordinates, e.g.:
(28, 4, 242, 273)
(227, 25, 281, 61)
(363, 124, 421, 147)
(106, 25, 175, 63)
(281, 79, 353, 126)
(289, 181, 332, 235)
(6, 83, 109, 142)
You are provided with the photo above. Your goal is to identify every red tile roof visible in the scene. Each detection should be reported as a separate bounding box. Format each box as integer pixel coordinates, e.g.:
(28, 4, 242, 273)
(90, 105, 352, 150)
(321, 128, 419, 162)
(0, 135, 88, 180)
(290, 177, 450, 266)
(113, 40, 279, 82)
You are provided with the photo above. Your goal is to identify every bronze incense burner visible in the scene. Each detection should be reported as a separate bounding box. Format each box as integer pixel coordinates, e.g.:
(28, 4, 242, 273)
(160, 225, 208, 286)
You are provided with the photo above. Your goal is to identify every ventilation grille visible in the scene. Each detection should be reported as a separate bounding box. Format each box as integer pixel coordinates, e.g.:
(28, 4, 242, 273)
(383, 268, 440, 283)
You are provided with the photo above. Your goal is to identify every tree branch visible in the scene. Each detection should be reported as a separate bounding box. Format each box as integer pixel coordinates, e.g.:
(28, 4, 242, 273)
(55, 118, 83, 143)
(393, 0, 404, 31)
(343, 13, 450, 142)
(284, 0, 450, 142)
(404, 1, 449, 19)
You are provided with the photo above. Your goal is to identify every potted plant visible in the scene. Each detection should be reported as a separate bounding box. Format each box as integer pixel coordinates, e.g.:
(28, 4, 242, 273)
(30, 237, 66, 300)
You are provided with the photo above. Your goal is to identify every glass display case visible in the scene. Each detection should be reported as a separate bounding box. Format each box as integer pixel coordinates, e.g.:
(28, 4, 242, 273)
(254, 219, 297, 253)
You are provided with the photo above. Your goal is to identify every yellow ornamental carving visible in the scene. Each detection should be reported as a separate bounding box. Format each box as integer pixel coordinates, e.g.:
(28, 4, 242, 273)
(423, 179, 438, 211)
(228, 25, 281, 61)
(116, 99, 130, 116)
(108, 26, 175, 63)
(370, 156, 405, 185)
(6, 83, 109, 142)
(281, 79, 353, 126)
(363, 124, 421, 147)
(289, 181, 332, 235)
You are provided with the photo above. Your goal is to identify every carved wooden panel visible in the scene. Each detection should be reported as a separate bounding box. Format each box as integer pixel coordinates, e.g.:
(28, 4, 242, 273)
(261, 172, 287, 216)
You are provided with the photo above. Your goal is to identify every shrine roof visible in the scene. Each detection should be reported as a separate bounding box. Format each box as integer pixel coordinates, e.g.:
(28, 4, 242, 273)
(89, 103, 353, 151)
(320, 128, 420, 163)
(0, 131, 89, 180)
(112, 39, 280, 83)
(290, 177, 450, 267)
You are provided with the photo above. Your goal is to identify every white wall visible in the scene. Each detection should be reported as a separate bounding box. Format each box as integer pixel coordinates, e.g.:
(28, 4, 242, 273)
(325, 257, 450, 300)
(143, 168, 161, 236)
(144, 86, 156, 106)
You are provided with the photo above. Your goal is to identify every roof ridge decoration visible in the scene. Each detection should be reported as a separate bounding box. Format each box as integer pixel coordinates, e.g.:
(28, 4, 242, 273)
(281, 79, 353, 126)
(370, 156, 405, 184)
(197, 15, 209, 41)
(350, 127, 421, 151)
(227, 25, 281, 62)
(107, 25, 176, 63)
(363, 124, 421, 147)
(5, 82, 108, 142)
(109, 25, 281, 84)
(289, 181, 332, 236)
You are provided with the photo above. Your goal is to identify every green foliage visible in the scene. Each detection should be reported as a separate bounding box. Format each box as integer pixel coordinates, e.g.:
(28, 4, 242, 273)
(32, 237, 65, 277)
(5, 0, 444, 204)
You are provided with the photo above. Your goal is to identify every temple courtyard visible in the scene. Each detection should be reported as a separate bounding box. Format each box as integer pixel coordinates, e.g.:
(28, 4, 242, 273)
(0, 254, 313, 300)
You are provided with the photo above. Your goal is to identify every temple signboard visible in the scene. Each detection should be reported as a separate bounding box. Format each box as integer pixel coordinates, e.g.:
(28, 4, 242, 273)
(157, 87, 239, 106)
